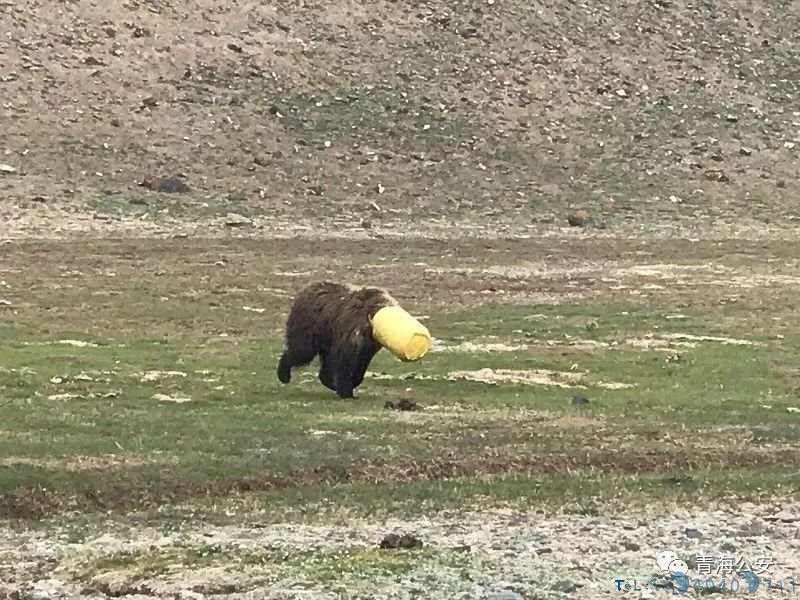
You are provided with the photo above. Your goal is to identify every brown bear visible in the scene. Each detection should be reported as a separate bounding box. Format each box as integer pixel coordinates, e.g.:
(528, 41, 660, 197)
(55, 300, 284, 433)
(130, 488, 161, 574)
(277, 281, 400, 398)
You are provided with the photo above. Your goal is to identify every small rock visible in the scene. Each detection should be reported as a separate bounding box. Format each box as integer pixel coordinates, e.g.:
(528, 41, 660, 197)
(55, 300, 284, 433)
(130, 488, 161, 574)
(572, 394, 589, 406)
(379, 533, 423, 549)
(684, 527, 702, 539)
(384, 399, 420, 411)
(0, 164, 17, 174)
(140, 175, 189, 193)
(0, 585, 21, 600)
(669, 195, 683, 204)
(765, 511, 800, 523)
(622, 540, 641, 551)
(739, 147, 753, 156)
(567, 209, 591, 226)
(486, 591, 521, 600)
(306, 184, 323, 196)
(704, 168, 729, 182)
(552, 579, 583, 593)
(225, 213, 252, 227)
(82, 55, 106, 66)
(585, 320, 598, 331)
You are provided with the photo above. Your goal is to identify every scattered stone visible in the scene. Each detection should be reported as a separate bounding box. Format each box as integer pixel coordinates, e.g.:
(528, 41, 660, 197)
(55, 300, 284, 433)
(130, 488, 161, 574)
(765, 511, 800, 523)
(704, 168, 729, 182)
(552, 579, 583, 593)
(567, 209, 591, 227)
(622, 540, 641, 551)
(571, 394, 589, 406)
(584, 217, 606, 229)
(225, 212, 252, 227)
(82, 55, 106, 66)
(0, 164, 17, 174)
(379, 533, 423, 549)
(384, 399, 420, 411)
(31, 195, 47, 203)
(0, 585, 21, 600)
(140, 175, 189, 193)
(486, 591, 521, 600)
(739, 147, 753, 156)
(684, 527, 702, 539)
(567, 209, 606, 229)
(585, 320, 598, 331)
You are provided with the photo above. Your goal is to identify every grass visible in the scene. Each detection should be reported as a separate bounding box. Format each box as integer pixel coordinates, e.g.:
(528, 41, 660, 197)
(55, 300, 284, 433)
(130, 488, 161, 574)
(0, 237, 799, 524)
(71, 542, 475, 594)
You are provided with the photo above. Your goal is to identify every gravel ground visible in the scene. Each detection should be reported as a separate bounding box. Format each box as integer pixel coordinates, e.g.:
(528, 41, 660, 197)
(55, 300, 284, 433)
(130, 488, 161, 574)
(2, 501, 799, 599)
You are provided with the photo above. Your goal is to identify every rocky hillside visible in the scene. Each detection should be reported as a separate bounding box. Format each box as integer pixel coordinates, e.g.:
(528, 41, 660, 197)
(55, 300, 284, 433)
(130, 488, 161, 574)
(2, 0, 799, 238)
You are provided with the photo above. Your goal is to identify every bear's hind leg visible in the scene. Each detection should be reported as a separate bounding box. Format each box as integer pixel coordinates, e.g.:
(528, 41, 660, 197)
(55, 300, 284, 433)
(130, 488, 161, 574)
(277, 332, 317, 384)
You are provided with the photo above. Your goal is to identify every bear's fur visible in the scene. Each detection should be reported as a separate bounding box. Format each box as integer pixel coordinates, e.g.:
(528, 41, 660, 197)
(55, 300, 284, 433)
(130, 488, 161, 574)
(277, 281, 399, 398)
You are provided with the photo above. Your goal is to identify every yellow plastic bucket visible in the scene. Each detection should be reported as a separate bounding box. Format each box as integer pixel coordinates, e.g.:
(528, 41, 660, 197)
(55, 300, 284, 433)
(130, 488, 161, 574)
(371, 306, 431, 362)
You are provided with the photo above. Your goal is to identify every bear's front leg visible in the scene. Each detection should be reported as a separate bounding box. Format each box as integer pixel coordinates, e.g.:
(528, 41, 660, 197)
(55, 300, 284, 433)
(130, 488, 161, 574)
(351, 343, 379, 390)
(318, 351, 338, 392)
(332, 352, 356, 399)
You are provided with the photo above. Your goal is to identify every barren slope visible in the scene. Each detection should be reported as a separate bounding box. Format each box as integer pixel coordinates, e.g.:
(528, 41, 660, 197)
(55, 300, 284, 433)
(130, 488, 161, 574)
(1, 0, 799, 238)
